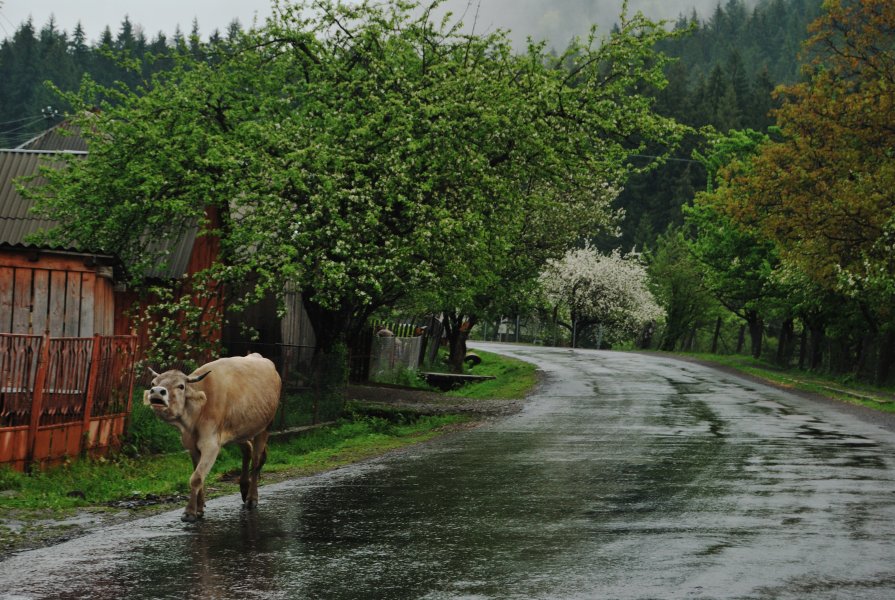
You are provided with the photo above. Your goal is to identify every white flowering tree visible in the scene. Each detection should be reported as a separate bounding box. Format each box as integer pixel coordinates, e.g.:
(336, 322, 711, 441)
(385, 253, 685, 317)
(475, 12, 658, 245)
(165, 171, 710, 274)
(540, 246, 664, 348)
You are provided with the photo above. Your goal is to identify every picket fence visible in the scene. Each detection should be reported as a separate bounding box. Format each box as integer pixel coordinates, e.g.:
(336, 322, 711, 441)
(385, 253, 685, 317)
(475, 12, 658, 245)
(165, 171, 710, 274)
(0, 332, 137, 470)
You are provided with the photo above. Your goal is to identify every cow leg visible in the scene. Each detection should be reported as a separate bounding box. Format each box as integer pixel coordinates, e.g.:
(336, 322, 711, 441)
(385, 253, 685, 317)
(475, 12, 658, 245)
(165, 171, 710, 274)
(183, 439, 221, 523)
(239, 441, 254, 503)
(245, 430, 269, 509)
(188, 448, 206, 518)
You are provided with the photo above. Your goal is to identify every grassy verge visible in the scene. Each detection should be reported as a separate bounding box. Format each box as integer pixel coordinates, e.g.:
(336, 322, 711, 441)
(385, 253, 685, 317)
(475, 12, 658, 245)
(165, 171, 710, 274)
(0, 412, 469, 514)
(445, 349, 538, 399)
(370, 348, 539, 400)
(675, 352, 895, 412)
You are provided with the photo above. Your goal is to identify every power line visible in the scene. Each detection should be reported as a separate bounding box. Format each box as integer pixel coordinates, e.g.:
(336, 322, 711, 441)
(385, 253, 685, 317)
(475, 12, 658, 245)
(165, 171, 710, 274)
(0, 113, 50, 127)
(629, 153, 702, 165)
(0, 116, 49, 136)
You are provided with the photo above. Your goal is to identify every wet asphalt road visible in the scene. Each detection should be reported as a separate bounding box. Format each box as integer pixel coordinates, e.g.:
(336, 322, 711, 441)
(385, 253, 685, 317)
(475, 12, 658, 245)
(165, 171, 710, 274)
(3, 344, 895, 599)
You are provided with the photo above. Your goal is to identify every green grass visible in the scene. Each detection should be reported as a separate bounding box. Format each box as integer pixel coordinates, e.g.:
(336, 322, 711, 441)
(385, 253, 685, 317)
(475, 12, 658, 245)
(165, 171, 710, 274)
(445, 349, 538, 399)
(0, 348, 538, 514)
(0, 413, 468, 512)
(675, 352, 895, 412)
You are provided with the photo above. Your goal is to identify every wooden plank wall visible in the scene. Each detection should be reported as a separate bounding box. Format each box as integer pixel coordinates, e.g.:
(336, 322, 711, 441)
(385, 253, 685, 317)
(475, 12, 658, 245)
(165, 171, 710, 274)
(0, 251, 114, 337)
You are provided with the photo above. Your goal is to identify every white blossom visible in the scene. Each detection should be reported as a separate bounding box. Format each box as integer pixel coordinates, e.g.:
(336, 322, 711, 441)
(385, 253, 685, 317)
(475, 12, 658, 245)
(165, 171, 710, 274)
(540, 245, 664, 342)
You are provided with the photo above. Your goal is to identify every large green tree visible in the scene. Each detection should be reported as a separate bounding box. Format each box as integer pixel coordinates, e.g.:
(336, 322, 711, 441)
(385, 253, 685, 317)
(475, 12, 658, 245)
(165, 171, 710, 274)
(685, 129, 779, 358)
(30, 0, 685, 367)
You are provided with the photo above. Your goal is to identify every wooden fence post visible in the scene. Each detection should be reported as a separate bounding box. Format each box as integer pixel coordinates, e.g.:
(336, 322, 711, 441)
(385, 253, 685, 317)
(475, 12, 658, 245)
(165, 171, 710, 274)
(122, 335, 138, 434)
(26, 333, 51, 469)
(81, 334, 103, 455)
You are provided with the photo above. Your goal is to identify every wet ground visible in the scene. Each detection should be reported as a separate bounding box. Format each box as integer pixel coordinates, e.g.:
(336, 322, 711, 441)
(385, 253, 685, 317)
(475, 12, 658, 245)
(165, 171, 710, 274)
(3, 345, 895, 599)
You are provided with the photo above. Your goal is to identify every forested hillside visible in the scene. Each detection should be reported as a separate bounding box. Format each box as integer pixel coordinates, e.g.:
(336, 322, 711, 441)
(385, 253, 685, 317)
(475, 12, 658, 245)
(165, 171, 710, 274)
(1, 0, 820, 154)
(0, 16, 242, 147)
(615, 0, 824, 250)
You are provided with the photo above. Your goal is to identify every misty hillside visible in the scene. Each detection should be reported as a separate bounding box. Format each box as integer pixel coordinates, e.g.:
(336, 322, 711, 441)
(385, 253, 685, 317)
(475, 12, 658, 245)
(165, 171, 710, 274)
(436, 0, 766, 49)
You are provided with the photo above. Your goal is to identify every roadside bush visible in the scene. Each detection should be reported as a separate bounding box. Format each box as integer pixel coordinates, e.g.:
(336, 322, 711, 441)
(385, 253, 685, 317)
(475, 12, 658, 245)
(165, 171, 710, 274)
(0, 466, 23, 491)
(124, 395, 183, 455)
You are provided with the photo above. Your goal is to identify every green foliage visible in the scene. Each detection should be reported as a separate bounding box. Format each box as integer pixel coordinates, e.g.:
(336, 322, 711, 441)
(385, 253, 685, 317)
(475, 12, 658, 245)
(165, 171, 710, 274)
(0, 466, 23, 492)
(615, 0, 824, 250)
(124, 397, 184, 455)
(683, 128, 780, 357)
(23, 0, 687, 360)
(646, 226, 716, 351)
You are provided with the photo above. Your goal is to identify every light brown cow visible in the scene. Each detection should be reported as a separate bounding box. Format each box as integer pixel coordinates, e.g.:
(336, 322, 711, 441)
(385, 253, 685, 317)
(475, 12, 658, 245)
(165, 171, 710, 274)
(144, 353, 281, 522)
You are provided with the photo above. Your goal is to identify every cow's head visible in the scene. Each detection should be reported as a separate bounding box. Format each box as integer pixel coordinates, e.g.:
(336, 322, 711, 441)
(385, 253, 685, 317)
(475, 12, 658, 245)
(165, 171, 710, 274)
(143, 368, 211, 422)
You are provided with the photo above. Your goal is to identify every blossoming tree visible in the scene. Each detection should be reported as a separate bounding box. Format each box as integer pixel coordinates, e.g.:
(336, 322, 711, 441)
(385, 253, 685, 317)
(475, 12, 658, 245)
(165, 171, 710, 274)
(540, 246, 664, 348)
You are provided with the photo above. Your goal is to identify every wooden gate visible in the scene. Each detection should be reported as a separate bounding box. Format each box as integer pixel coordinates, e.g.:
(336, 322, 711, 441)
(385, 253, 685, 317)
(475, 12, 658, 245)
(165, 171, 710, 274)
(0, 332, 137, 471)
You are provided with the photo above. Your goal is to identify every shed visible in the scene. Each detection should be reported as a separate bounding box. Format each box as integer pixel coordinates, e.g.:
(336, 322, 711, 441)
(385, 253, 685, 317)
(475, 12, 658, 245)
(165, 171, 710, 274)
(0, 127, 139, 470)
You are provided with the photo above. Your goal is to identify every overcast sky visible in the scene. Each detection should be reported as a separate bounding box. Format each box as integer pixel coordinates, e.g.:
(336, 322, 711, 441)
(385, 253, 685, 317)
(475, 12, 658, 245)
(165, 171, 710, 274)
(0, 1, 758, 47)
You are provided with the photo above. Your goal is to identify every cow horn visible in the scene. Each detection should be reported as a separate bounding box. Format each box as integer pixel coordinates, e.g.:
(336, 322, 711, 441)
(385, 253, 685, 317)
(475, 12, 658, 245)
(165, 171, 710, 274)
(148, 367, 161, 378)
(187, 371, 211, 384)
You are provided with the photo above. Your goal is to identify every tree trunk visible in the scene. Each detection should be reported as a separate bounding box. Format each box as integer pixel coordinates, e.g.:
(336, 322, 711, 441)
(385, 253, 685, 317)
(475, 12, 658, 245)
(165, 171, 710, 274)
(638, 321, 655, 350)
(808, 323, 825, 370)
(746, 311, 763, 359)
(776, 318, 794, 366)
(736, 325, 745, 354)
(798, 326, 807, 370)
(685, 326, 697, 351)
(875, 330, 895, 385)
(444, 313, 477, 374)
(710, 316, 722, 354)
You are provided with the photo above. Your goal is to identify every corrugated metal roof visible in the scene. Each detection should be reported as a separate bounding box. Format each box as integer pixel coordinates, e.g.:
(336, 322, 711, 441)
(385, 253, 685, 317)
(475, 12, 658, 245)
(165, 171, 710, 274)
(0, 146, 199, 280)
(17, 122, 89, 152)
(0, 149, 81, 250)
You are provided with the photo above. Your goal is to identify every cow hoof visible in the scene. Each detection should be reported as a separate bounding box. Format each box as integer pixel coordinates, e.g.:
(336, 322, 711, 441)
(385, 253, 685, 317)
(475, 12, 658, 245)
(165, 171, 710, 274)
(244, 499, 258, 510)
(181, 513, 198, 523)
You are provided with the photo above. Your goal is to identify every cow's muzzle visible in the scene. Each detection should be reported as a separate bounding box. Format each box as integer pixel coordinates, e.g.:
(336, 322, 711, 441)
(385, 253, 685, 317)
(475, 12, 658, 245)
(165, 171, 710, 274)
(148, 386, 169, 407)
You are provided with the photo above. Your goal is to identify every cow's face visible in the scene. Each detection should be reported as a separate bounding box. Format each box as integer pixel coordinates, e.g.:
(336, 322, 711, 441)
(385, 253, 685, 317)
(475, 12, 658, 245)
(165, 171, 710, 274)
(144, 369, 209, 423)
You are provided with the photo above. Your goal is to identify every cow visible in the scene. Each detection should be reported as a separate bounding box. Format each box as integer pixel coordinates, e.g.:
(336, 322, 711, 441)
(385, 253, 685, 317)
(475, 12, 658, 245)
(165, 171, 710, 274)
(143, 353, 281, 522)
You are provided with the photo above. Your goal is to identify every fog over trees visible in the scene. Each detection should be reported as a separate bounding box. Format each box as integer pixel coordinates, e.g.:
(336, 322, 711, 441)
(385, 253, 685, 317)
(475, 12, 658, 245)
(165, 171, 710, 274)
(435, 0, 763, 48)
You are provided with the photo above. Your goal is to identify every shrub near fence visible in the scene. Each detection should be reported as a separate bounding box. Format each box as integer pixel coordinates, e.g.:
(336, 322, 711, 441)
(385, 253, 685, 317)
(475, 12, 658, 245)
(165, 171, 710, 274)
(0, 332, 137, 471)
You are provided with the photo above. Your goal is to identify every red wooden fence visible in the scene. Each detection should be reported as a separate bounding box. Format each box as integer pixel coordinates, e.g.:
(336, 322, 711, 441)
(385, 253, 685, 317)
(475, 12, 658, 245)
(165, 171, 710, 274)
(0, 332, 137, 471)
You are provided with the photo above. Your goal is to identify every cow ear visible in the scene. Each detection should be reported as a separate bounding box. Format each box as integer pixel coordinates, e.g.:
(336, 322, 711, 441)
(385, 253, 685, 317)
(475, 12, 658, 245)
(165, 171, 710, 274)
(187, 390, 207, 409)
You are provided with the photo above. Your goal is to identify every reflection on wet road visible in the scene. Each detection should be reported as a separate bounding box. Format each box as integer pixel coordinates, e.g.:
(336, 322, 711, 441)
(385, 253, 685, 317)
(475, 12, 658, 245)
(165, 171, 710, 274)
(3, 345, 895, 599)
